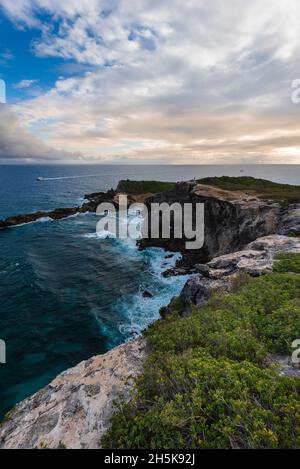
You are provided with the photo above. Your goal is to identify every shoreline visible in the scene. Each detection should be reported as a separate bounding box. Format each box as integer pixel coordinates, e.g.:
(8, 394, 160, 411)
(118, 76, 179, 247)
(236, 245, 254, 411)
(0, 176, 300, 448)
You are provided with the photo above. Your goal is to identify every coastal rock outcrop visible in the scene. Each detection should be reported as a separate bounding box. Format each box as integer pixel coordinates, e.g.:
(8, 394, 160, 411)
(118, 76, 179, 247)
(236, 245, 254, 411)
(139, 181, 300, 267)
(0, 339, 146, 449)
(0, 190, 117, 229)
(1, 180, 299, 248)
(179, 234, 300, 311)
(279, 204, 300, 236)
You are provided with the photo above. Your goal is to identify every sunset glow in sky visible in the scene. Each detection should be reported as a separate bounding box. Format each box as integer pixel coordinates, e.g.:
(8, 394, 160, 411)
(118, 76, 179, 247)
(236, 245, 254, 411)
(0, 0, 300, 164)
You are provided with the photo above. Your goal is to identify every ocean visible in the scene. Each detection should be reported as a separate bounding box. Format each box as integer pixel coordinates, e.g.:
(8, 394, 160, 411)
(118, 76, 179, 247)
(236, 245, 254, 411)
(0, 164, 299, 418)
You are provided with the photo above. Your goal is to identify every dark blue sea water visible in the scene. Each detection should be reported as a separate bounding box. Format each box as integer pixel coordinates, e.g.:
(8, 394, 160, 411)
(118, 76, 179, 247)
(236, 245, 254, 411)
(0, 164, 299, 418)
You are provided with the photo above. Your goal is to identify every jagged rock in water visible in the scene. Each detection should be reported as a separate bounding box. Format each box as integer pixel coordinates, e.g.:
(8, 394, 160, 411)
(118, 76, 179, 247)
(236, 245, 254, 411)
(142, 290, 153, 298)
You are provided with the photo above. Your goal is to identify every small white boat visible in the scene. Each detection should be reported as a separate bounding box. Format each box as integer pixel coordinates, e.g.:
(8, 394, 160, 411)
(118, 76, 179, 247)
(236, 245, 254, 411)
(36, 177, 44, 181)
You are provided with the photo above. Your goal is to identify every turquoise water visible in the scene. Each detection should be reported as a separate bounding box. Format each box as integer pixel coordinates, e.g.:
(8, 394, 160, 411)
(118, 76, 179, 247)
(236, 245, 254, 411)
(0, 164, 299, 418)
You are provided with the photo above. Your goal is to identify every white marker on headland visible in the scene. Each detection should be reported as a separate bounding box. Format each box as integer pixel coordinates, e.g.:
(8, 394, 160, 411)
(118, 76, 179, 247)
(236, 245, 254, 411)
(0, 79, 6, 104)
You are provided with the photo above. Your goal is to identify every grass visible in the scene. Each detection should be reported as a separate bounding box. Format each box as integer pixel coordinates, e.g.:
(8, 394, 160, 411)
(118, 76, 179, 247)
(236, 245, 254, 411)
(117, 180, 176, 195)
(197, 176, 300, 205)
(102, 254, 300, 449)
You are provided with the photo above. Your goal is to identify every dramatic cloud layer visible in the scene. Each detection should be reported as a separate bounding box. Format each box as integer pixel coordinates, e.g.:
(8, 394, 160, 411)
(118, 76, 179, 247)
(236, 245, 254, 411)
(1, 0, 300, 163)
(0, 104, 78, 161)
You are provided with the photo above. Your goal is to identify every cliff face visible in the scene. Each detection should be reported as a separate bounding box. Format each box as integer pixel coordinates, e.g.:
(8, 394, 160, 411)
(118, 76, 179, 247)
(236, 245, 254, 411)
(0, 339, 146, 449)
(139, 181, 300, 267)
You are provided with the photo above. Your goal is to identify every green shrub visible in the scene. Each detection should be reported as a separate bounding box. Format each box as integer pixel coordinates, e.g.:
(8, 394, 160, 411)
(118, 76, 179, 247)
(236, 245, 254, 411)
(148, 273, 300, 357)
(102, 270, 300, 449)
(273, 253, 300, 273)
(147, 307, 266, 363)
(262, 300, 300, 353)
(103, 354, 300, 449)
(117, 180, 176, 195)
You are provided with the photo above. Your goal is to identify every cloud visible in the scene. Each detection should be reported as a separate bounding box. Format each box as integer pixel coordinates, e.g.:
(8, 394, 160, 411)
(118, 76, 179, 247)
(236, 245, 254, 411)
(13, 79, 39, 89)
(1, 0, 300, 163)
(0, 48, 14, 66)
(0, 104, 80, 162)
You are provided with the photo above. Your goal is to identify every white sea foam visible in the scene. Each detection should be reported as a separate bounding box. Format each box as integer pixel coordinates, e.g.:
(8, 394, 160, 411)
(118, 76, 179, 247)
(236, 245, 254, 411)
(41, 174, 102, 181)
(8, 211, 94, 230)
(117, 248, 188, 338)
(86, 231, 116, 239)
(37, 217, 53, 223)
(82, 212, 189, 339)
(8, 216, 54, 229)
(65, 211, 91, 220)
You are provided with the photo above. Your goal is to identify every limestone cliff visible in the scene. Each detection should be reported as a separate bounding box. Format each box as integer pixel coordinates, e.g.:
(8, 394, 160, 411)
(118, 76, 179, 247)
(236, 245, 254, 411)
(0, 339, 145, 449)
(139, 181, 300, 267)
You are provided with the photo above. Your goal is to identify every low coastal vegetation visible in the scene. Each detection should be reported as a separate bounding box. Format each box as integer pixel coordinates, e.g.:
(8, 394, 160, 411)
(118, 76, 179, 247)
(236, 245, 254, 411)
(117, 180, 176, 195)
(273, 252, 300, 273)
(102, 253, 300, 449)
(198, 176, 300, 205)
(117, 176, 300, 205)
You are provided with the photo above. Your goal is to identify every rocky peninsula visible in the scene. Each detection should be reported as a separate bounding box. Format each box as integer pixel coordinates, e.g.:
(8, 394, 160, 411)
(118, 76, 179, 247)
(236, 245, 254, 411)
(0, 176, 300, 449)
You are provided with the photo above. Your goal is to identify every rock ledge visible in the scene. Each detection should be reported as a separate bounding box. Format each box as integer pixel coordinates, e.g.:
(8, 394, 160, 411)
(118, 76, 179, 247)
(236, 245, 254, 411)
(0, 339, 146, 449)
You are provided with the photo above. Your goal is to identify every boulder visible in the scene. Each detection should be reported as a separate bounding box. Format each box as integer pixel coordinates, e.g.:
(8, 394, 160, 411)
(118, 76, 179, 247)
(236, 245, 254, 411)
(142, 290, 153, 298)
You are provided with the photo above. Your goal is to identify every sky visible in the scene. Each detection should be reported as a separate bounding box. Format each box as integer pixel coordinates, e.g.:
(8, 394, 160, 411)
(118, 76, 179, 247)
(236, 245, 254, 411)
(0, 0, 300, 164)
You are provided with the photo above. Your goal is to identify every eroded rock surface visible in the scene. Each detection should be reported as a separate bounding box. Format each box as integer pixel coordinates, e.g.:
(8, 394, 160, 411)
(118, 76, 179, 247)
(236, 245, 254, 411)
(0, 339, 146, 449)
(139, 181, 300, 267)
(179, 235, 300, 311)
